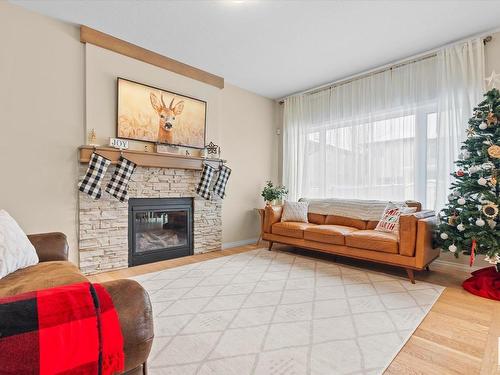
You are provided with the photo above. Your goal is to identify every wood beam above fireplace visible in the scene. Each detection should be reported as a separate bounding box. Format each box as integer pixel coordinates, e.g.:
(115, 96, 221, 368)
(80, 26, 224, 89)
(79, 146, 222, 170)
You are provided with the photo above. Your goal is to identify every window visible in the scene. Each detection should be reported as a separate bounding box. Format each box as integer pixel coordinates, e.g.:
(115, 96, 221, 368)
(303, 106, 437, 207)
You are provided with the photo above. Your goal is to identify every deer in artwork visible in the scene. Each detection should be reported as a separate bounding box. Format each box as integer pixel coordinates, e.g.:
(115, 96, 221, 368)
(150, 93, 185, 144)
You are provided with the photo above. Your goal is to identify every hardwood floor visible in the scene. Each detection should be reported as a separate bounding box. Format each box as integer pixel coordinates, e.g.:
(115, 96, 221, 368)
(88, 243, 500, 375)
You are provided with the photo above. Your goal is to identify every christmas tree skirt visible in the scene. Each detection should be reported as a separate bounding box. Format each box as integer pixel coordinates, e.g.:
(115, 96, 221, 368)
(462, 267, 500, 301)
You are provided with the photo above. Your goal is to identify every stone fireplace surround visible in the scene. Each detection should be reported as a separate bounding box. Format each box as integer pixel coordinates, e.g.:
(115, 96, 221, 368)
(78, 164, 222, 275)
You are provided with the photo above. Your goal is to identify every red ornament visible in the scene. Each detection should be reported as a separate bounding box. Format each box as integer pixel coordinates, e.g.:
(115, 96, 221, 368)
(456, 169, 465, 177)
(470, 239, 476, 267)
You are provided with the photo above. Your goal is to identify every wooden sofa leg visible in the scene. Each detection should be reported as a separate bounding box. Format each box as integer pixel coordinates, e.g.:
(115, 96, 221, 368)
(268, 241, 273, 251)
(425, 265, 430, 271)
(143, 361, 148, 375)
(405, 268, 415, 284)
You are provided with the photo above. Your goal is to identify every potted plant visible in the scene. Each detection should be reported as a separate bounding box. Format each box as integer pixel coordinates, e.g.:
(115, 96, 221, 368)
(261, 181, 288, 206)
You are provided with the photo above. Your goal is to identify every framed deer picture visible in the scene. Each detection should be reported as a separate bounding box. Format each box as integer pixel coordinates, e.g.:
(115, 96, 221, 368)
(117, 78, 207, 149)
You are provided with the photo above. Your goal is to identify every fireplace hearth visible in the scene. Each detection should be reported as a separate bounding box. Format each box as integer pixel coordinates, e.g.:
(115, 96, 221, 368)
(128, 197, 193, 266)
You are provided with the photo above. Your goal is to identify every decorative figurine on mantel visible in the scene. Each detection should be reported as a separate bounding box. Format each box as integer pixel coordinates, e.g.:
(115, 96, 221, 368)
(88, 128, 98, 146)
(206, 142, 220, 159)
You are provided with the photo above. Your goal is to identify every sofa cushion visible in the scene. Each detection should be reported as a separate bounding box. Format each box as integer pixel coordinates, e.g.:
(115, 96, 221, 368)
(272, 222, 316, 239)
(325, 215, 366, 230)
(0, 261, 87, 298)
(308, 213, 326, 225)
(345, 230, 399, 254)
(304, 225, 358, 245)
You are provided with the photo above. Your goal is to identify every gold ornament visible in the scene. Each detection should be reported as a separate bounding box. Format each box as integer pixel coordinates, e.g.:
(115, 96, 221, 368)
(466, 127, 476, 137)
(448, 213, 458, 225)
(490, 177, 497, 186)
(487, 145, 500, 159)
(486, 112, 498, 125)
(482, 202, 499, 219)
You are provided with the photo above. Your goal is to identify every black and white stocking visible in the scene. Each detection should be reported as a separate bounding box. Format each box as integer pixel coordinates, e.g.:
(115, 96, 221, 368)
(213, 165, 231, 199)
(105, 156, 137, 202)
(196, 163, 216, 200)
(78, 152, 111, 200)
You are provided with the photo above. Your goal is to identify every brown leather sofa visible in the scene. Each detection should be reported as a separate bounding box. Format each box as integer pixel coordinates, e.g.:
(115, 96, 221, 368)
(262, 201, 440, 283)
(0, 232, 154, 375)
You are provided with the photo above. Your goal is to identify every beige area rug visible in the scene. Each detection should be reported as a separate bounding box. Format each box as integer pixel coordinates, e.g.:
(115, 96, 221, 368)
(131, 249, 444, 375)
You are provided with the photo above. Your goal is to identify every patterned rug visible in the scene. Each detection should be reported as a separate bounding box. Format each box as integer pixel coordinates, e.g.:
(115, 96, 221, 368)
(131, 249, 444, 375)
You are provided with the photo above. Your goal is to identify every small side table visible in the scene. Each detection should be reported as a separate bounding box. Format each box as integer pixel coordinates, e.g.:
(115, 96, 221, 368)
(255, 208, 265, 246)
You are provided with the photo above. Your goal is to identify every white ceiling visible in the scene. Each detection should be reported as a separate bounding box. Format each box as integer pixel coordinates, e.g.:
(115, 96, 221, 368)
(11, 0, 500, 99)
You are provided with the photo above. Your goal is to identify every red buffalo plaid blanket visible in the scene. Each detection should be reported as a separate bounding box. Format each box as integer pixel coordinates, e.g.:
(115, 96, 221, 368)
(0, 282, 124, 375)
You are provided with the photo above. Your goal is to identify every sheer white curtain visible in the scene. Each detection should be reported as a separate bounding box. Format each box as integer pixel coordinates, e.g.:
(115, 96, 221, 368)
(283, 38, 484, 210)
(283, 57, 437, 204)
(433, 39, 484, 210)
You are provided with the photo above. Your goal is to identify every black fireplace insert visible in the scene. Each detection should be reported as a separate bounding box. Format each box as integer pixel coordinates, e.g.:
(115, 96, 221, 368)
(128, 197, 193, 266)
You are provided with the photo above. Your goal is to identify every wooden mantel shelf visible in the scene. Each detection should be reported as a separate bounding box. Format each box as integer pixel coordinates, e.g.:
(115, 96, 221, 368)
(79, 146, 222, 171)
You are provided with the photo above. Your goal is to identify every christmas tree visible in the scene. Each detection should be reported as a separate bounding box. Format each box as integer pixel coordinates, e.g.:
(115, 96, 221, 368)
(437, 88, 500, 267)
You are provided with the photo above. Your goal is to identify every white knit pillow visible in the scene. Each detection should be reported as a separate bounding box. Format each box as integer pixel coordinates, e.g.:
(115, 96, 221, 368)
(281, 201, 309, 223)
(0, 210, 39, 279)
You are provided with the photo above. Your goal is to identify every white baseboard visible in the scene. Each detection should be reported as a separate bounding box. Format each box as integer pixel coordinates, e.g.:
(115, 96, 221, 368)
(432, 259, 480, 272)
(222, 238, 259, 250)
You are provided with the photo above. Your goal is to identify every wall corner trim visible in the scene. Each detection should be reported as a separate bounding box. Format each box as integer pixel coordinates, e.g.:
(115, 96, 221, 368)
(80, 25, 224, 89)
(222, 238, 259, 250)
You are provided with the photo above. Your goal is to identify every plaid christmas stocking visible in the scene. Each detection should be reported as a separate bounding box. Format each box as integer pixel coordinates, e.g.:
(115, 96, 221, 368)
(78, 152, 111, 200)
(105, 156, 136, 202)
(213, 165, 231, 199)
(196, 163, 216, 200)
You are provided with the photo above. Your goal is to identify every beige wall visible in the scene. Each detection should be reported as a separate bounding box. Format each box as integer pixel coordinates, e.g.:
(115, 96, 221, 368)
(218, 84, 279, 245)
(0, 2, 278, 264)
(0, 2, 84, 263)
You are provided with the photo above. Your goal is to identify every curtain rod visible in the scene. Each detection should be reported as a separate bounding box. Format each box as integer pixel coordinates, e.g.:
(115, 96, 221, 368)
(278, 35, 492, 105)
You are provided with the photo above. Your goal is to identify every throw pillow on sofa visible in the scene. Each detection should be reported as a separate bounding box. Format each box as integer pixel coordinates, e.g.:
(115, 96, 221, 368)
(375, 202, 416, 233)
(0, 210, 39, 279)
(281, 201, 309, 223)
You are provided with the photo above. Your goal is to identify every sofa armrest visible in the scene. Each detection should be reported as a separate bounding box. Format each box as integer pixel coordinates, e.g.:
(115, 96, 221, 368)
(101, 279, 154, 373)
(414, 215, 440, 269)
(28, 232, 69, 262)
(399, 210, 436, 257)
(264, 205, 283, 233)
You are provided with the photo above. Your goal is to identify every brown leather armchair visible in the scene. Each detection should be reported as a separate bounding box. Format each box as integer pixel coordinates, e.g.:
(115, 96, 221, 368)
(0, 232, 154, 375)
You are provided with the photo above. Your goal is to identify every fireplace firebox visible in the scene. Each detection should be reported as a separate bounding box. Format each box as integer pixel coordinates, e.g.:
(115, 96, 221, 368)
(128, 198, 193, 266)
